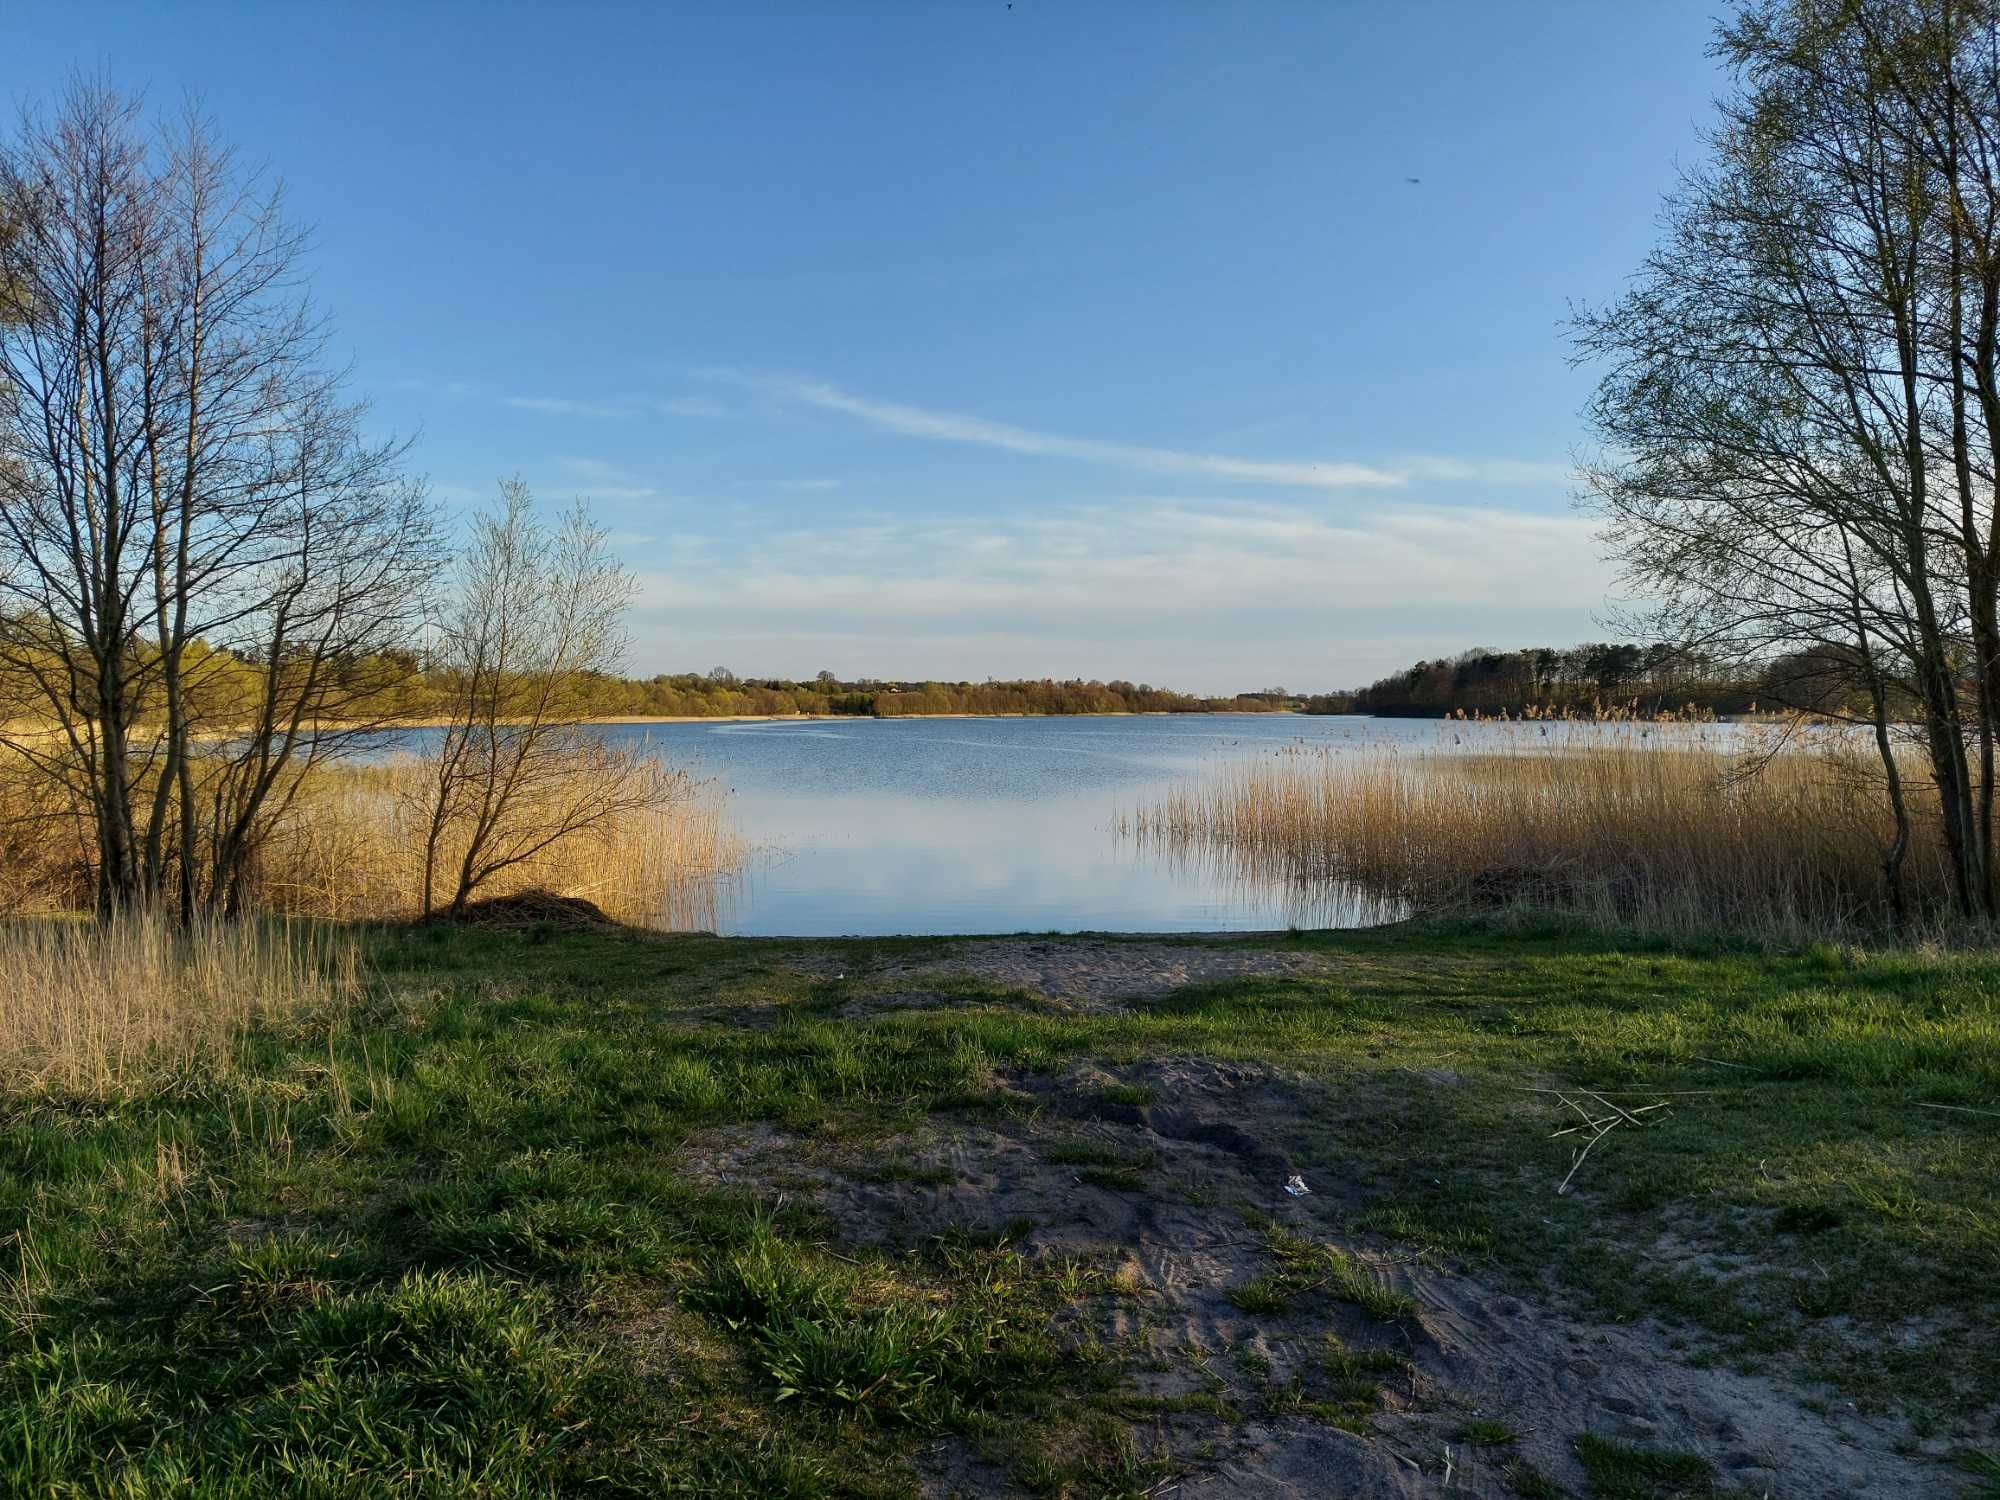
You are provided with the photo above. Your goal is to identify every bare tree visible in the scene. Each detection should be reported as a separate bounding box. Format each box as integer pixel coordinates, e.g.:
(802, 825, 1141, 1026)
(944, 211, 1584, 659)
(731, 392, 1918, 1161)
(417, 478, 662, 917)
(0, 80, 441, 917)
(1573, 0, 2000, 926)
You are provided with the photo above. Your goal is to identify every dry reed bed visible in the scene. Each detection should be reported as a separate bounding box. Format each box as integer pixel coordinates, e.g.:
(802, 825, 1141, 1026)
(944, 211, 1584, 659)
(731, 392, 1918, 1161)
(1130, 728, 1949, 937)
(255, 757, 743, 929)
(0, 751, 741, 1096)
(0, 917, 360, 1097)
(0, 755, 744, 930)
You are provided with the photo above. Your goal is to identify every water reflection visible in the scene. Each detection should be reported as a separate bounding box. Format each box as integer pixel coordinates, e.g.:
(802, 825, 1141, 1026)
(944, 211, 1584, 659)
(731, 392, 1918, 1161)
(1123, 825, 1410, 930)
(595, 714, 1434, 935)
(366, 714, 1761, 935)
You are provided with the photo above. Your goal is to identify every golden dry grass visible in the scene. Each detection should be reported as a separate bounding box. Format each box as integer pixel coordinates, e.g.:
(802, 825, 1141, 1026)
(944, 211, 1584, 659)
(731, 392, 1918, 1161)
(0, 754, 744, 931)
(254, 757, 744, 929)
(0, 916, 360, 1097)
(1129, 725, 1951, 938)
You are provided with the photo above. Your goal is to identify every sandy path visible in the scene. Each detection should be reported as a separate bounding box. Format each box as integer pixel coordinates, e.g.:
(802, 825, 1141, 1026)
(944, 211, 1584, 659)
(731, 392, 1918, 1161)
(685, 1041, 1940, 1497)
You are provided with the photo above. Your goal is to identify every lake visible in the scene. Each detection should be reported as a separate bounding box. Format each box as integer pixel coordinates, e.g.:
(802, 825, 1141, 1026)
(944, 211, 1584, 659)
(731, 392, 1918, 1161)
(585, 712, 1707, 936)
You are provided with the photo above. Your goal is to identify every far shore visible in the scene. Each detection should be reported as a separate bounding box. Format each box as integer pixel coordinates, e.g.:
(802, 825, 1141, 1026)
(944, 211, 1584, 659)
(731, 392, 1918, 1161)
(383, 709, 1303, 729)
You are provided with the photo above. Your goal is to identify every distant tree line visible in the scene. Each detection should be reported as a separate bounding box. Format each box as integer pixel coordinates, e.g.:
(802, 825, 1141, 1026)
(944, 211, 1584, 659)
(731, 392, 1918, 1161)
(0, 648, 1299, 726)
(1320, 644, 1764, 719)
(490, 672, 1293, 719)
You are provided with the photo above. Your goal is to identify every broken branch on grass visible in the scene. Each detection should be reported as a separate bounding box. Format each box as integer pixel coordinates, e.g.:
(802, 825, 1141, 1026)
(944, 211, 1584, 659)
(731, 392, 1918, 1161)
(1534, 1085, 1680, 1196)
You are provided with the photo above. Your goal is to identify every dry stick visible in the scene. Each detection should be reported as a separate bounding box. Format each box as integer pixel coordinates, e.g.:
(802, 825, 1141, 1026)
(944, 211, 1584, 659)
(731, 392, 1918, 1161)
(1918, 1102, 2000, 1119)
(1557, 1115, 1620, 1196)
(1509, 1083, 1720, 1098)
(1579, 1090, 1654, 1129)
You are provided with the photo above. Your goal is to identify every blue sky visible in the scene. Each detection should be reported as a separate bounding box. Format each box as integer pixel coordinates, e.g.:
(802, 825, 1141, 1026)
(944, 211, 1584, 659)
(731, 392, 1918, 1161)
(8, 4, 1724, 691)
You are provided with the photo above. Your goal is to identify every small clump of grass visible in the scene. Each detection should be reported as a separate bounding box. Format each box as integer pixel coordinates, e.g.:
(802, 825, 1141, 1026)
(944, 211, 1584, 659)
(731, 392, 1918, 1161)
(1238, 1223, 1418, 1323)
(1080, 1164, 1150, 1191)
(1043, 1137, 1156, 1170)
(1572, 1433, 1717, 1499)
(1261, 1337, 1407, 1432)
(1226, 1275, 1293, 1314)
(1505, 1459, 1571, 1499)
(992, 1408, 1179, 1498)
(1350, 1198, 1497, 1260)
(1093, 1082, 1157, 1108)
(1460, 1418, 1519, 1447)
(1044, 1136, 1156, 1191)
(684, 1223, 1057, 1429)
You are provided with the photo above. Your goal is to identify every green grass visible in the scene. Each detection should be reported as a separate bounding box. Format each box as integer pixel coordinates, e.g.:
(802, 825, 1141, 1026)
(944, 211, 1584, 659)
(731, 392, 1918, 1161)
(0, 916, 1994, 1495)
(1572, 1434, 1728, 1499)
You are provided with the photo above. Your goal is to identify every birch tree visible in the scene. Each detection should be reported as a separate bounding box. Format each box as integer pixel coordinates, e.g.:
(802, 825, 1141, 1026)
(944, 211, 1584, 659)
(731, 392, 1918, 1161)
(0, 80, 441, 917)
(417, 479, 664, 917)
(1576, 0, 2000, 924)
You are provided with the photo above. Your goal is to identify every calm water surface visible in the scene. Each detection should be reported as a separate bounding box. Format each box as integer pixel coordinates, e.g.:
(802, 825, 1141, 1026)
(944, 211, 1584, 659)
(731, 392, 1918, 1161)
(586, 713, 1693, 936)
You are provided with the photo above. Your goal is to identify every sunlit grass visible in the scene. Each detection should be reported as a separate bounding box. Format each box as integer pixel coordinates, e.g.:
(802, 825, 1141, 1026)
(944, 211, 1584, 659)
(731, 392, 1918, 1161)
(0, 916, 360, 1097)
(1, 920, 1994, 1493)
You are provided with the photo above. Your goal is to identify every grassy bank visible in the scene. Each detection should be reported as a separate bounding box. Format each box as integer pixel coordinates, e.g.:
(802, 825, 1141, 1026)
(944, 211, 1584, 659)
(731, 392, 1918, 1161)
(1, 916, 1993, 1496)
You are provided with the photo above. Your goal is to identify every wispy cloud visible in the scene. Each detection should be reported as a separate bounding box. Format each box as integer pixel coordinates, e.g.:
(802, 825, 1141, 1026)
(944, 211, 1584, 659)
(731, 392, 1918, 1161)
(504, 393, 729, 421)
(658, 395, 728, 419)
(633, 497, 1609, 626)
(504, 395, 633, 419)
(715, 371, 1402, 490)
(701, 370, 1572, 493)
(624, 496, 1612, 687)
(1393, 455, 1578, 487)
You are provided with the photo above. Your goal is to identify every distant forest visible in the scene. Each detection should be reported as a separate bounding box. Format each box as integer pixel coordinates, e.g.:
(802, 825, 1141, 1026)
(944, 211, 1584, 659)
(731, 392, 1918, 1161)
(546, 671, 1294, 719)
(1314, 644, 1771, 719)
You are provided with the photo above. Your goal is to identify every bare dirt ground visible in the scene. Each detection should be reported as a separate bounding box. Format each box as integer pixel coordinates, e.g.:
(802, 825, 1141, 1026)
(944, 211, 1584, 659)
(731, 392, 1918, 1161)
(794, 937, 1360, 1009)
(673, 943, 1950, 1498)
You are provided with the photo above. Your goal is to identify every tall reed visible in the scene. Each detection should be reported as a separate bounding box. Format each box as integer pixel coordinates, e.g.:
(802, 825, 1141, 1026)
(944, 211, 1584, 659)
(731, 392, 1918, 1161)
(1129, 726, 1950, 939)
(255, 757, 743, 929)
(0, 917, 360, 1097)
(0, 754, 744, 930)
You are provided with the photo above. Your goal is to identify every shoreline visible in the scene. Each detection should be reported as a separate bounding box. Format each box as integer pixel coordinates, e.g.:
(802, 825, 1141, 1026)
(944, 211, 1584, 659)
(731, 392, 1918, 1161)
(384, 709, 1304, 729)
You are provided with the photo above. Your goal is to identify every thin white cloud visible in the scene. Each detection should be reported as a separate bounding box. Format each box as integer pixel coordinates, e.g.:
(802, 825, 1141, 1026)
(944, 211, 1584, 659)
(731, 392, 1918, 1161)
(634, 498, 1608, 619)
(658, 395, 728, 419)
(625, 497, 1613, 687)
(703, 370, 1569, 493)
(712, 371, 1401, 489)
(504, 395, 633, 419)
(1394, 454, 1578, 487)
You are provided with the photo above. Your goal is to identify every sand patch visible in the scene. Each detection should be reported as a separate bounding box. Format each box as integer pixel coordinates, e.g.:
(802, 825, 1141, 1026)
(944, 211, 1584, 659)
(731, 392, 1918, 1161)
(676, 1057, 1938, 1497)
(830, 938, 1352, 1010)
